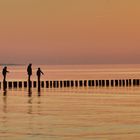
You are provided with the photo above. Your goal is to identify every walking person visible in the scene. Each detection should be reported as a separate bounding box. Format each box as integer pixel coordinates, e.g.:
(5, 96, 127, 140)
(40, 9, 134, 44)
(2, 66, 9, 82)
(2, 66, 9, 91)
(37, 68, 44, 82)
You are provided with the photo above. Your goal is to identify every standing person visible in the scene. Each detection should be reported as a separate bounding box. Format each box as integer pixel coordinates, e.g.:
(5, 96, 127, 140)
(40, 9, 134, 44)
(27, 63, 32, 89)
(27, 63, 32, 82)
(2, 66, 9, 82)
(37, 68, 44, 93)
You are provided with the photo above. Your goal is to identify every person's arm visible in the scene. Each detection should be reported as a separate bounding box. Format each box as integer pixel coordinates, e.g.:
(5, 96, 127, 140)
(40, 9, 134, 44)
(41, 70, 44, 75)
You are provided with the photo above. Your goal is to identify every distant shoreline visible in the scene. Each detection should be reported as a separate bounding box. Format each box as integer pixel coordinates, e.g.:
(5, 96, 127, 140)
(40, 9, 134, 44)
(0, 64, 25, 66)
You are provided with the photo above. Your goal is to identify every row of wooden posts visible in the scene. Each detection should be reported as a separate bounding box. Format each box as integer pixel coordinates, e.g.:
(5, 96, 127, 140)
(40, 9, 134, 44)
(1, 79, 140, 89)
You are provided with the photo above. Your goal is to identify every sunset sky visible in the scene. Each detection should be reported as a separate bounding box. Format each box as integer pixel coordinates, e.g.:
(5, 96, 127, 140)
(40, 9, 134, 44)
(0, 0, 140, 64)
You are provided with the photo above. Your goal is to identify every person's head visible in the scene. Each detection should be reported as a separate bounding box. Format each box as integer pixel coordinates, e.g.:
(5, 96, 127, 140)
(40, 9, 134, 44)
(38, 68, 40, 70)
(29, 63, 32, 66)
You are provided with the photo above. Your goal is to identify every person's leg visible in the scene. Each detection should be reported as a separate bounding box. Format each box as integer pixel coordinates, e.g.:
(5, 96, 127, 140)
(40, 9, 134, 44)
(28, 75, 31, 88)
(4, 75, 6, 82)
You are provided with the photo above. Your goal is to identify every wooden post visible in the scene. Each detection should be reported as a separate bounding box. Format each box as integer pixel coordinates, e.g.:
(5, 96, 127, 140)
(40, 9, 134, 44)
(129, 79, 131, 86)
(91, 80, 94, 87)
(133, 79, 136, 86)
(64, 81, 67, 87)
(115, 80, 118, 86)
(96, 80, 98, 86)
(119, 80, 121, 86)
(71, 81, 74, 87)
(8, 81, 12, 88)
(126, 79, 129, 86)
(41, 81, 44, 88)
(84, 80, 87, 87)
(53, 81, 56, 88)
(111, 80, 114, 87)
(67, 81, 70, 87)
(79, 80, 83, 87)
(60, 81, 63, 88)
(50, 81, 52, 88)
(102, 80, 105, 87)
(46, 81, 49, 88)
(56, 81, 59, 88)
(13, 82, 18, 88)
(99, 80, 102, 86)
(24, 81, 27, 88)
(75, 80, 78, 87)
(88, 80, 92, 87)
(19, 81, 22, 88)
(106, 80, 109, 87)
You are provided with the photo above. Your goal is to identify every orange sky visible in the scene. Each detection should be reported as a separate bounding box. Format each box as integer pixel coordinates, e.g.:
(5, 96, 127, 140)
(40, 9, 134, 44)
(0, 0, 140, 64)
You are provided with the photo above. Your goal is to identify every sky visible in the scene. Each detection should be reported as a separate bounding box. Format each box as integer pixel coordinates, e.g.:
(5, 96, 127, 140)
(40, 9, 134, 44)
(0, 0, 140, 65)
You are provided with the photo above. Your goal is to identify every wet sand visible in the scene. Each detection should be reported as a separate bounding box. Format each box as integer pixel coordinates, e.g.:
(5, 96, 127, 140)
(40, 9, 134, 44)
(0, 87, 140, 140)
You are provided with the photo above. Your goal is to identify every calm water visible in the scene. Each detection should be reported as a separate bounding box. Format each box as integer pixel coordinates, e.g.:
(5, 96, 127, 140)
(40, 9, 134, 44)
(0, 64, 140, 81)
(0, 64, 140, 140)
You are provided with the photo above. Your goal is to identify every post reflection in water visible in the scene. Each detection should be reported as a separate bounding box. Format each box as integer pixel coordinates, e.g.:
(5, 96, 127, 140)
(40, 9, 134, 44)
(37, 89, 41, 116)
(3, 95, 7, 113)
(3, 89, 7, 97)
(27, 87, 42, 134)
(27, 92, 33, 134)
(3, 81, 7, 97)
(27, 96, 33, 114)
(2, 86, 8, 133)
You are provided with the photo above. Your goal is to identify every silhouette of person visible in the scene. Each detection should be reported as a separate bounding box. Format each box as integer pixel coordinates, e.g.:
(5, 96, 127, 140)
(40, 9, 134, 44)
(2, 66, 9, 82)
(37, 68, 44, 92)
(36, 68, 44, 82)
(27, 63, 32, 81)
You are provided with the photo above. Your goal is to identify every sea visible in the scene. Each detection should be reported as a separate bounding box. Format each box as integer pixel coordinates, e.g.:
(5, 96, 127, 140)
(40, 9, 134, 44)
(0, 64, 140, 140)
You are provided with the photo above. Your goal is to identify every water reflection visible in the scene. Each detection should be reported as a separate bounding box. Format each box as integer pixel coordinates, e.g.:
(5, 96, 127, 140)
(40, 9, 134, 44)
(3, 81, 7, 96)
(2, 88, 8, 132)
(27, 85, 33, 114)
(28, 87, 32, 97)
(28, 96, 33, 104)
(27, 96, 33, 134)
(27, 99, 33, 116)
(3, 90, 7, 97)
(38, 86, 41, 97)
(3, 93, 7, 113)
(2, 78, 7, 112)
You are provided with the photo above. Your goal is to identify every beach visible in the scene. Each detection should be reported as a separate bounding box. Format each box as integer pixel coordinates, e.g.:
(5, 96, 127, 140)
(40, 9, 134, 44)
(0, 64, 140, 140)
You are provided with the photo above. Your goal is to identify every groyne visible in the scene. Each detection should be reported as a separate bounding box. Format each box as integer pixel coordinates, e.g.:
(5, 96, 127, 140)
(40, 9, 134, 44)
(0, 79, 140, 89)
